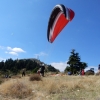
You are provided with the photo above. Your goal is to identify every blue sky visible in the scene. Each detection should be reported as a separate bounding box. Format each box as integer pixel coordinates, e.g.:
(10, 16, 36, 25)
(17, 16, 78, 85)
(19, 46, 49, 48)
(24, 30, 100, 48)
(0, 0, 100, 72)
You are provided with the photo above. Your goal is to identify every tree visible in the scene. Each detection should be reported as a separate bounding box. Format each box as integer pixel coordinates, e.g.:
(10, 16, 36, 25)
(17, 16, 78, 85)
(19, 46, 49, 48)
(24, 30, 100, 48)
(0, 60, 5, 71)
(64, 66, 71, 72)
(65, 49, 88, 74)
(0, 58, 60, 74)
(47, 65, 60, 72)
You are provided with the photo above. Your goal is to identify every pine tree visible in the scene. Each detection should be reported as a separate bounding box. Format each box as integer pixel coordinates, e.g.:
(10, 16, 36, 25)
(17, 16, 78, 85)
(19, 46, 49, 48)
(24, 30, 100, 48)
(65, 49, 88, 74)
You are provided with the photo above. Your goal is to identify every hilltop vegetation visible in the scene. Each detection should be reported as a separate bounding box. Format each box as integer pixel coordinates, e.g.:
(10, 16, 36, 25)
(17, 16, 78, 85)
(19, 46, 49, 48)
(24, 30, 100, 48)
(0, 58, 59, 76)
(0, 49, 95, 76)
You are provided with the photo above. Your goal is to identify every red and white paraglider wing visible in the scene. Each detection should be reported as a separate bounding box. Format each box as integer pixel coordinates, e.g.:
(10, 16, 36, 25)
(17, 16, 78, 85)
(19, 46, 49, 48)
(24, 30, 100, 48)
(47, 4, 75, 43)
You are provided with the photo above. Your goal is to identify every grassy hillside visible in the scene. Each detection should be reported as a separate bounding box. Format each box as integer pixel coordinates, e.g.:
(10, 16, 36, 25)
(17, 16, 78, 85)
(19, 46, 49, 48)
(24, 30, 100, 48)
(0, 74, 100, 100)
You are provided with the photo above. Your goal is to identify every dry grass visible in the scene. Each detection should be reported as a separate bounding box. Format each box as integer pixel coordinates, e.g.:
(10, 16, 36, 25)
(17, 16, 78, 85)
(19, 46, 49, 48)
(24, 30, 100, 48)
(0, 77, 5, 84)
(0, 78, 32, 99)
(29, 74, 42, 81)
(0, 75, 100, 100)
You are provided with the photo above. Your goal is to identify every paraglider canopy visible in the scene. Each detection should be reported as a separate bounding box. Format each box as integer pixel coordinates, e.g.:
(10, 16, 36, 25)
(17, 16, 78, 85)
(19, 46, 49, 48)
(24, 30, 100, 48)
(47, 4, 75, 43)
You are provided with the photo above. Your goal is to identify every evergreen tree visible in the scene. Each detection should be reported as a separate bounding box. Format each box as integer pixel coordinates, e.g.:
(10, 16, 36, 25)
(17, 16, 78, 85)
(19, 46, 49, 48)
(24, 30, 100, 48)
(65, 49, 88, 74)
(0, 58, 59, 74)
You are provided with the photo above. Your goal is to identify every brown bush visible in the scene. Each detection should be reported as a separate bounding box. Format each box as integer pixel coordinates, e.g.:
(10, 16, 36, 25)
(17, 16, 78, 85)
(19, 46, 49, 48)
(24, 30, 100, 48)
(8, 81, 32, 98)
(29, 74, 42, 81)
(95, 72, 100, 76)
(0, 80, 32, 99)
(85, 70, 95, 75)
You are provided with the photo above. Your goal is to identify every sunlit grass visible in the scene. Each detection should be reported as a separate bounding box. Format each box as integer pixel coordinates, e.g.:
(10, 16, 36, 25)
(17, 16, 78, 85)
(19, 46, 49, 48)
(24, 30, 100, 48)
(0, 74, 100, 100)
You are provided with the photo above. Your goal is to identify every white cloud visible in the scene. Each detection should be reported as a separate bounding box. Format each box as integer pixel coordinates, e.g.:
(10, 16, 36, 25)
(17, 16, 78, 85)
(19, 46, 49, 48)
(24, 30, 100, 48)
(7, 47, 12, 51)
(0, 46, 4, 49)
(34, 52, 48, 58)
(5, 51, 18, 56)
(50, 61, 98, 73)
(5, 47, 25, 56)
(0, 57, 6, 62)
(7, 47, 25, 53)
(50, 61, 68, 72)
